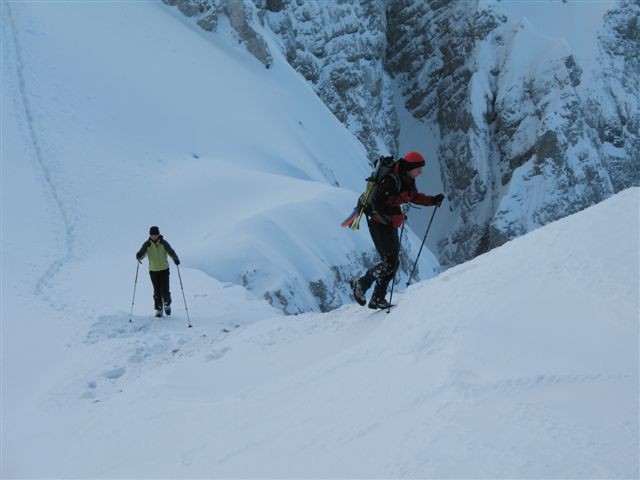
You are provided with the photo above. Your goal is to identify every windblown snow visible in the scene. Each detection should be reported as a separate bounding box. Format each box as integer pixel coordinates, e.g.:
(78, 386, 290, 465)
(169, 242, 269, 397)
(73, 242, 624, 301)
(1, 1, 638, 478)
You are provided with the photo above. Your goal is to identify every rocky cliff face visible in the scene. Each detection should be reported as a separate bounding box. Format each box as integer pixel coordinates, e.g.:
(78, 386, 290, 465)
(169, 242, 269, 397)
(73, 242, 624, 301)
(163, 0, 637, 274)
(263, 0, 398, 161)
(387, 1, 511, 265)
(590, 0, 640, 193)
(385, 1, 620, 266)
(163, 0, 273, 67)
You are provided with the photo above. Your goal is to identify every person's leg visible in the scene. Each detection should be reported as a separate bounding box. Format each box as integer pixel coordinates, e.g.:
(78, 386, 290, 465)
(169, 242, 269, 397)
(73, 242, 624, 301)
(351, 219, 398, 307)
(160, 269, 171, 305)
(358, 218, 392, 292)
(149, 271, 163, 313)
(160, 269, 172, 314)
(351, 218, 384, 305)
(369, 221, 399, 307)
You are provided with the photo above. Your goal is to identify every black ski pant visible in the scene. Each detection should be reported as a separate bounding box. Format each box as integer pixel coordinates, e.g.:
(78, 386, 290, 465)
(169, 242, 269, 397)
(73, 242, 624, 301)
(149, 268, 171, 310)
(359, 217, 399, 300)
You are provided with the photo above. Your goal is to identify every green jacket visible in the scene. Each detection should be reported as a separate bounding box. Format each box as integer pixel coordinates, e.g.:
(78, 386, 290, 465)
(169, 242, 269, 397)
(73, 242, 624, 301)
(136, 235, 179, 272)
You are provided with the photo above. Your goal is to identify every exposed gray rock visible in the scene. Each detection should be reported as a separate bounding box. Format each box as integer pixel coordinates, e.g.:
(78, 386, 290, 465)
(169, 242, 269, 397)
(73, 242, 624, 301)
(163, 0, 273, 68)
(263, 0, 398, 162)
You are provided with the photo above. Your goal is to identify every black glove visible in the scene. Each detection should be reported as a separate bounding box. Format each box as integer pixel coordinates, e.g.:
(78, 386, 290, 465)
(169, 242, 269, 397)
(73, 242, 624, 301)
(174, 258, 181, 266)
(434, 193, 444, 206)
(136, 253, 142, 261)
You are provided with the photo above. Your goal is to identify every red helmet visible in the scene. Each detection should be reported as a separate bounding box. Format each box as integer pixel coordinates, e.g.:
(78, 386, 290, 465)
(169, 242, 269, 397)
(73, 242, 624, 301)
(401, 151, 425, 173)
(403, 151, 425, 164)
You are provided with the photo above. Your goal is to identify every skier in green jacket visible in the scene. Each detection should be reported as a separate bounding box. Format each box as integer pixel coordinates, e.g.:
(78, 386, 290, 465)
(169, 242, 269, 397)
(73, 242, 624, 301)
(136, 226, 180, 317)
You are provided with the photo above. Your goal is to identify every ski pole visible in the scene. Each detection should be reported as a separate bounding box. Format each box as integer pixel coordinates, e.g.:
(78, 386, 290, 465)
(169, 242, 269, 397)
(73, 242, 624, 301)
(176, 265, 192, 328)
(387, 214, 407, 313)
(129, 261, 140, 323)
(407, 204, 439, 287)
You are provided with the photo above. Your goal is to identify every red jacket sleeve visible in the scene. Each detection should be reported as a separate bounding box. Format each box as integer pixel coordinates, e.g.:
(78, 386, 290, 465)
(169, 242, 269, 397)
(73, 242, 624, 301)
(410, 192, 438, 206)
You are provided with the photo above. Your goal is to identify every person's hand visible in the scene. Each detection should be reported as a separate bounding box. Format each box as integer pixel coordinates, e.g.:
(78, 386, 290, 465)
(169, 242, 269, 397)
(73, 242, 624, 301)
(434, 193, 444, 206)
(174, 258, 181, 266)
(136, 253, 142, 262)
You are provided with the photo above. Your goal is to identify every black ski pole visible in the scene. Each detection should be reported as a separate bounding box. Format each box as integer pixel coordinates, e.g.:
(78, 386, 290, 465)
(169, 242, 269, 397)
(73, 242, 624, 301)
(407, 204, 439, 287)
(176, 265, 192, 328)
(387, 215, 407, 314)
(129, 261, 140, 323)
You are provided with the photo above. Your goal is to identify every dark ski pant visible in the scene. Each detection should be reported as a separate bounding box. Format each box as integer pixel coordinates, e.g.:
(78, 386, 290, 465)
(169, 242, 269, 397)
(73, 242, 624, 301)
(149, 268, 171, 310)
(359, 217, 399, 300)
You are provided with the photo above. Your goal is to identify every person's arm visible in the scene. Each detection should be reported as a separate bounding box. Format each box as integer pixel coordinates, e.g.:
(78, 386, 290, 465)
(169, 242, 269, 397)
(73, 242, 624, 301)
(135, 240, 150, 261)
(161, 239, 180, 265)
(411, 192, 444, 207)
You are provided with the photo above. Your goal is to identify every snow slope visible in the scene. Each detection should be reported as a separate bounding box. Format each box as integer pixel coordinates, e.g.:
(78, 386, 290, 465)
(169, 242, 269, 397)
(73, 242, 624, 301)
(3, 178, 638, 476)
(2, 0, 638, 477)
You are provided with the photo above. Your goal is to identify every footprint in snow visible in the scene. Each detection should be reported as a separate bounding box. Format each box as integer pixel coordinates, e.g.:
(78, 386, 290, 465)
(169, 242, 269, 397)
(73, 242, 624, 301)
(80, 380, 98, 400)
(206, 347, 230, 361)
(103, 366, 126, 380)
(85, 316, 151, 344)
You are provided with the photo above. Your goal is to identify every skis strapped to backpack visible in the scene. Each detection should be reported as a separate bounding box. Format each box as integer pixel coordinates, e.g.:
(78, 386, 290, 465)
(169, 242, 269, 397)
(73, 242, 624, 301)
(341, 155, 396, 230)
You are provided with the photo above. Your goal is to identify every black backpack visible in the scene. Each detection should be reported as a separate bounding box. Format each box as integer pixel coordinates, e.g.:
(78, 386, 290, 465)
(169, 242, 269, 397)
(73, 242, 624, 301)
(341, 155, 400, 230)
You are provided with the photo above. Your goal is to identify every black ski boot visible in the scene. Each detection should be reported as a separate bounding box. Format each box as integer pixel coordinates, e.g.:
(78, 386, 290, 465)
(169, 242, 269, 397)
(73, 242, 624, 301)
(164, 304, 171, 316)
(368, 296, 391, 310)
(350, 278, 366, 306)
(155, 309, 163, 318)
(368, 281, 390, 309)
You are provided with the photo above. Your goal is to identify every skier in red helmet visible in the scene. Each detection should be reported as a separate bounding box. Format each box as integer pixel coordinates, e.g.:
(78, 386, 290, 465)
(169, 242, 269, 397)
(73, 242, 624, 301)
(351, 151, 444, 309)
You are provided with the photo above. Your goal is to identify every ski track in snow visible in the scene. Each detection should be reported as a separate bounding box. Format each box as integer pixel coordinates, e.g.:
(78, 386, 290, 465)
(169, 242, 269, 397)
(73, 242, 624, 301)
(4, 3, 77, 306)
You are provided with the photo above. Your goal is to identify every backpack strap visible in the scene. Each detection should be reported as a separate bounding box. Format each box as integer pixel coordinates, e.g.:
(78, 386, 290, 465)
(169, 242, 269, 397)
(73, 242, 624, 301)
(387, 172, 401, 196)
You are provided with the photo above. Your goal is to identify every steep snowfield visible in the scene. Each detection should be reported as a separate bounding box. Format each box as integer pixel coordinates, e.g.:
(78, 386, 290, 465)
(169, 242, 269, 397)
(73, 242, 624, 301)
(2, 1, 638, 477)
(4, 181, 638, 477)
